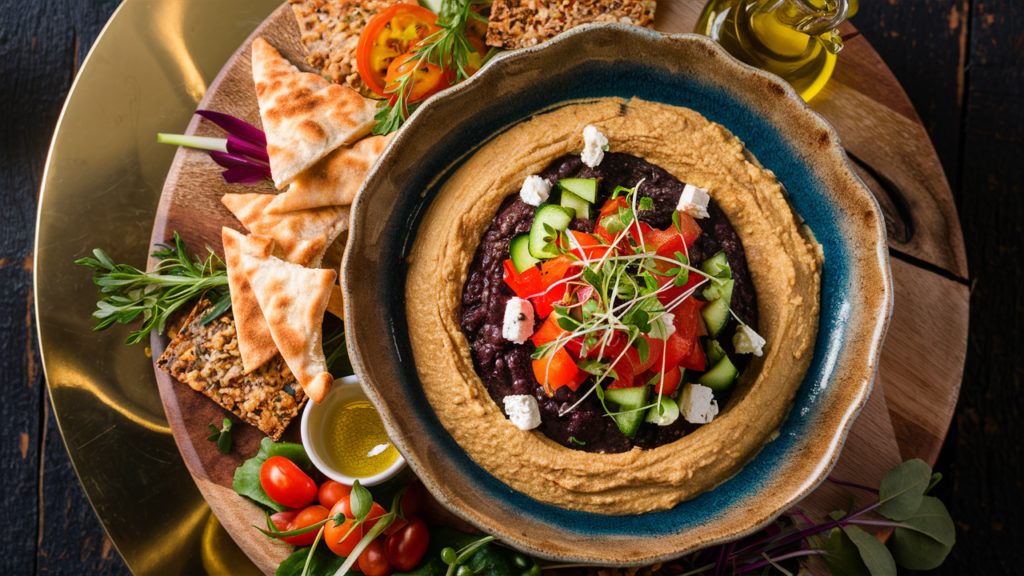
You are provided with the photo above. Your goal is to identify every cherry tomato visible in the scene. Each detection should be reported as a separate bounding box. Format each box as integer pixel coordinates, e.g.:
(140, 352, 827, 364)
(356, 5, 440, 96)
(401, 482, 423, 518)
(260, 456, 317, 509)
(384, 52, 451, 103)
(385, 517, 430, 571)
(359, 536, 395, 576)
(324, 496, 363, 557)
(364, 502, 389, 532)
(271, 505, 329, 546)
(318, 480, 352, 509)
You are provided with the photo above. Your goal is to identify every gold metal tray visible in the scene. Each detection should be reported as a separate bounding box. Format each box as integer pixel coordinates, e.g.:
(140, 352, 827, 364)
(34, 1, 279, 573)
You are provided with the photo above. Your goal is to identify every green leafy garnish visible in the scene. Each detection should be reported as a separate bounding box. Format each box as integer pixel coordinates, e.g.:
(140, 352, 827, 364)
(206, 417, 233, 454)
(233, 438, 312, 512)
(75, 231, 230, 344)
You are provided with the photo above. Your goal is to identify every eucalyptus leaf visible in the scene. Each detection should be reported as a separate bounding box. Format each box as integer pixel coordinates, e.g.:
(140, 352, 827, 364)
(843, 525, 896, 576)
(878, 459, 932, 520)
(889, 496, 955, 570)
(820, 527, 872, 576)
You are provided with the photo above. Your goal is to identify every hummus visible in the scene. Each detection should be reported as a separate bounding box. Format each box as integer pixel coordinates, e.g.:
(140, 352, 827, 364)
(405, 98, 821, 514)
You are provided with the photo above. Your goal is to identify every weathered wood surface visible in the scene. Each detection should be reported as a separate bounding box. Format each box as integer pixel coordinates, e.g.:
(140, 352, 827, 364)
(5, 0, 1017, 575)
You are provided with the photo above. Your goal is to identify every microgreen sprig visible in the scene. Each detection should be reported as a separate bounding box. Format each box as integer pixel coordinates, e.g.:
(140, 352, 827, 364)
(75, 231, 230, 345)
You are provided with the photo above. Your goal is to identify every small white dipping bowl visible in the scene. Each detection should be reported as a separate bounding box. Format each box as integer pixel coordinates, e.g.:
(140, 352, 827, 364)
(301, 375, 406, 486)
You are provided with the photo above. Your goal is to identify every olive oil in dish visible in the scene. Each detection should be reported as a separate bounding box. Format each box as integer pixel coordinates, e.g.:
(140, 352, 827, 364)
(324, 400, 399, 478)
(696, 0, 852, 101)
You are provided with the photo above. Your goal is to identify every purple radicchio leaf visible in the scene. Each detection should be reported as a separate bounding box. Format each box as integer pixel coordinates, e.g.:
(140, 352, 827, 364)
(195, 110, 267, 147)
(222, 166, 271, 185)
(226, 135, 271, 164)
(208, 151, 269, 171)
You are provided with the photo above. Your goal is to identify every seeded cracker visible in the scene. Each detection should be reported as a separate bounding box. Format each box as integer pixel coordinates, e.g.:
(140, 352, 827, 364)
(486, 0, 657, 49)
(288, 0, 417, 97)
(157, 299, 306, 441)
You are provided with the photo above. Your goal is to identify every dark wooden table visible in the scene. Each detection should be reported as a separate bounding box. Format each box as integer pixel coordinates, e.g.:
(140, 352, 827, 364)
(1, 1, 1019, 574)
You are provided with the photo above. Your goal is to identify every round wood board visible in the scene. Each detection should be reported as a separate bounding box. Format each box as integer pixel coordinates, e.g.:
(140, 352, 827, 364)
(149, 3, 969, 574)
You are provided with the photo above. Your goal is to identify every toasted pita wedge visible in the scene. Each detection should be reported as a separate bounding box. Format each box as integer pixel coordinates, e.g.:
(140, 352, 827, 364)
(222, 228, 279, 373)
(265, 134, 393, 214)
(242, 246, 337, 403)
(251, 37, 378, 189)
(221, 193, 350, 267)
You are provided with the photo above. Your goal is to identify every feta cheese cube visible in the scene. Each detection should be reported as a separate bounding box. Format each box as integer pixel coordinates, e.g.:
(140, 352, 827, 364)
(502, 297, 536, 344)
(504, 394, 542, 430)
(733, 325, 766, 356)
(677, 184, 711, 219)
(680, 383, 719, 424)
(649, 311, 676, 341)
(581, 125, 609, 168)
(519, 175, 551, 206)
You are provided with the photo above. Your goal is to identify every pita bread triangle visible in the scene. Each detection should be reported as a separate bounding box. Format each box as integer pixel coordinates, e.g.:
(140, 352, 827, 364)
(221, 228, 279, 373)
(251, 37, 378, 190)
(265, 133, 393, 214)
(241, 240, 337, 403)
(221, 192, 350, 268)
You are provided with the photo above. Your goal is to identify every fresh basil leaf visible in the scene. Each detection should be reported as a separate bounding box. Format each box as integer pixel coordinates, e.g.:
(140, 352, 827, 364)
(878, 459, 932, 521)
(889, 496, 955, 570)
(350, 480, 374, 521)
(232, 437, 312, 512)
(843, 525, 896, 576)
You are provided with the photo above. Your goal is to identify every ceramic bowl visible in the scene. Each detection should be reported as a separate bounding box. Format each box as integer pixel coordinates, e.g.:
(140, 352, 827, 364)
(300, 375, 407, 487)
(342, 24, 892, 565)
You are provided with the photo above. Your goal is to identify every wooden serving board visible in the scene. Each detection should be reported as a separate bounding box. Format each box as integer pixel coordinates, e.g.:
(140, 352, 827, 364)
(150, 3, 968, 574)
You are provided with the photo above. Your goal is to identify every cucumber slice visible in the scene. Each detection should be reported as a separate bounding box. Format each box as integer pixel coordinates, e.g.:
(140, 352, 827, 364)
(704, 338, 727, 367)
(604, 385, 650, 439)
(509, 234, 540, 273)
(645, 397, 680, 426)
(528, 205, 574, 259)
(701, 251, 732, 279)
(698, 355, 739, 393)
(560, 191, 592, 221)
(702, 278, 735, 304)
(558, 178, 598, 203)
(701, 298, 731, 338)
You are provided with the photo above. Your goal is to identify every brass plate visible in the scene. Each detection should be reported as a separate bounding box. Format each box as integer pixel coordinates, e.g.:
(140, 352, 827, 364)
(34, 1, 279, 574)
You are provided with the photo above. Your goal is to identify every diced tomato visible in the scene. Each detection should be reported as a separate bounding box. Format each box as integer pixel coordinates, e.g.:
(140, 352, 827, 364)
(532, 283, 568, 318)
(594, 226, 616, 245)
(540, 254, 575, 287)
(654, 366, 682, 396)
(531, 313, 567, 347)
(678, 338, 707, 372)
(532, 347, 580, 393)
(503, 259, 543, 299)
(635, 335, 665, 374)
(599, 196, 629, 220)
(662, 331, 693, 369)
(605, 346, 641, 388)
(673, 297, 705, 352)
(567, 230, 611, 261)
(674, 211, 704, 247)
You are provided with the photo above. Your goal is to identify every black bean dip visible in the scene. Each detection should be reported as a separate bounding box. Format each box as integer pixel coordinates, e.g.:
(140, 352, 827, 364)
(458, 153, 758, 453)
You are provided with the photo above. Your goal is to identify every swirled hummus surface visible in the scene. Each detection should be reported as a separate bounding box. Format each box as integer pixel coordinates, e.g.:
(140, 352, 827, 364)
(405, 97, 821, 514)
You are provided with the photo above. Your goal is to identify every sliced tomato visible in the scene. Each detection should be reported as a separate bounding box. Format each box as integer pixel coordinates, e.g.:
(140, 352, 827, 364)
(662, 331, 692, 369)
(672, 297, 705, 351)
(655, 366, 682, 396)
(566, 369, 589, 391)
(678, 338, 707, 372)
(356, 5, 441, 97)
(532, 346, 580, 393)
(605, 346, 641, 388)
(503, 259, 543, 299)
(385, 52, 452, 104)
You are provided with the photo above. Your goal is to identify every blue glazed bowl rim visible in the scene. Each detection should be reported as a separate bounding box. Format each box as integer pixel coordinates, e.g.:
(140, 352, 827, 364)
(343, 23, 893, 565)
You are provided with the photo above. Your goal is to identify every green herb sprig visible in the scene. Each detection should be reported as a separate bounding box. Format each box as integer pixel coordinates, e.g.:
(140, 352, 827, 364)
(206, 417, 233, 454)
(75, 232, 230, 344)
(372, 0, 498, 135)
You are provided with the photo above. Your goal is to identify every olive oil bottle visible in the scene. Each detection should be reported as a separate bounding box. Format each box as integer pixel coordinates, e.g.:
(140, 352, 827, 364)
(696, 0, 854, 101)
